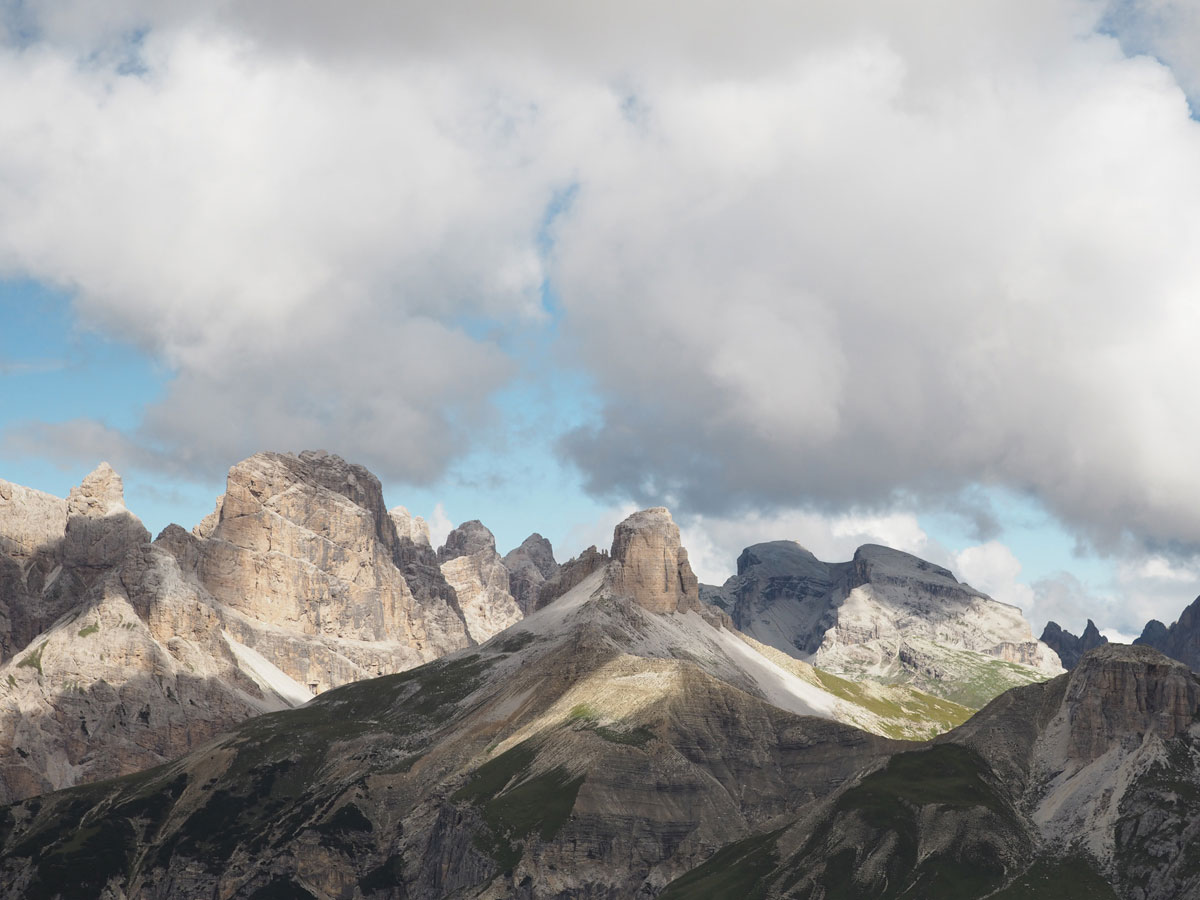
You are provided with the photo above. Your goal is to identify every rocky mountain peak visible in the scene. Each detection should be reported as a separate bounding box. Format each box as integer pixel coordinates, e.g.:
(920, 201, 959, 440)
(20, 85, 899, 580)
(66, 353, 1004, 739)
(437, 519, 521, 642)
(221, 451, 394, 545)
(605, 507, 701, 614)
(502, 533, 559, 615)
(1062, 643, 1200, 764)
(388, 505, 432, 547)
(438, 519, 496, 562)
(1134, 596, 1200, 671)
(512, 533, 556, 576)
(1137, 618, 1171, 647)
(67, 462, 126, 517)
(735, 540, 824, 578)
(535, 545, 607, 611)
(849, 542, 962, 588)
(1040, 618, 1109, 669)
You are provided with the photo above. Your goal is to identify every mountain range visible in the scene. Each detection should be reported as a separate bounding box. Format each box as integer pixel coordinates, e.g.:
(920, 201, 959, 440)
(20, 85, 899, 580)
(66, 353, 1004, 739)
(3, 451, 1200, 898)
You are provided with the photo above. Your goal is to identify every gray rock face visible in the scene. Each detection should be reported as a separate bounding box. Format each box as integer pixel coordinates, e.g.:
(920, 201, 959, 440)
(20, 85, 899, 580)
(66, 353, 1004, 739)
(389, 505, 432, 547)
(0, 464, 149, 661)
(0, 452, 526, 804)
(437, 521, 523, 642)
(604, 507, 701, 614)
(502, 533, 559, 615)
(1057, 643, 1199, 764)
(1134, 595, 1200, 671)
(438, 520, 496, 562)
(1040, 618, 1108, 669)
(708, 539, 1061, 706)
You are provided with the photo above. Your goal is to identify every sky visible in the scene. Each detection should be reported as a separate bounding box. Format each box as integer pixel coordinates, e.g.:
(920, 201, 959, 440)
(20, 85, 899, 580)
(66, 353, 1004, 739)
(3, 0, 1200, 640)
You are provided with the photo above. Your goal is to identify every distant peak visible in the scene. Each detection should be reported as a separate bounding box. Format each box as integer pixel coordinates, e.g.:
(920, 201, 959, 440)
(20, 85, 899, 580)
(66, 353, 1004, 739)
(735, 540, 823, 577)
(438, 519, 496, 562)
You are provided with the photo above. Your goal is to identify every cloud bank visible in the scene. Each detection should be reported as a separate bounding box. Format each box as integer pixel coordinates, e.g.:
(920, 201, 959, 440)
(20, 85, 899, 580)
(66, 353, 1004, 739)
(2, 0, 1200, 577)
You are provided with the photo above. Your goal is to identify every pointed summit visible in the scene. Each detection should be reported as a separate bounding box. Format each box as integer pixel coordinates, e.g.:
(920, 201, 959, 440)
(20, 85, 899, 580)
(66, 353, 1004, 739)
(438, 519, 496, 562)
(605, 507, 700, 614)
(1039, 618, 1108, 669)
(67, 461, 126, 517)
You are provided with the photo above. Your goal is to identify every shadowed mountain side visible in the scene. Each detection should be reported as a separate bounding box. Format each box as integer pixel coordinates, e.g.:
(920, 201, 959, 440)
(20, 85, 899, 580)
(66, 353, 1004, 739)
(1135, 595, 1200, 672)
(658, 644, 1200, 900)
(0, 451, 541, 803)
(0, 594, 900, 899)
(1041, 619, 1108, 669)
(0, 465, 149, 660)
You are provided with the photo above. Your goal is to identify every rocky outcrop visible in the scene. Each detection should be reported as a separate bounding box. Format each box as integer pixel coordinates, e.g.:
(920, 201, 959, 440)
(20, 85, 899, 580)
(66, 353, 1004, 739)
(1055, 643, 1199, 764)
(0, 452, 528, 804)
(437, 519, 495, 562)
(502, 533, 558, 615)
(0, 537, 290, 804)
(196, 450, 474, 688)
(437, 521, 522, 642)
(706, 539, 1062, 707)
(389, 505, 432, 547)
(1040, 618, 1108, 669)
(604, 507, 701, 614)
(1135, 596, 1200, 671)
(0, 464, 149, 661)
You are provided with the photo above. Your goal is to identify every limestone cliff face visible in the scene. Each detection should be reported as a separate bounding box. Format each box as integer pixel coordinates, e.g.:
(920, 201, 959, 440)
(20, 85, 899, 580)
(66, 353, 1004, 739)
(604, 507, 701, 614)
(196, 451, 473, 689)
(389, 505, 432, 547)
(1055, 643, 1200, 765)
(502, 533, 559, 615)
(0, 452, 525, 804)
(438, 519, 495, 562)
(0, 464, 148, 661)
(0, 537, 286, 805)
(437, 521, 523, 643)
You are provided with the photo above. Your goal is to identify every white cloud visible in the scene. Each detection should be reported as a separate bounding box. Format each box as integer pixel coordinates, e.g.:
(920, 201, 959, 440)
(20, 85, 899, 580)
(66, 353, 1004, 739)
(426, 503, 454, 551)
(1113, 552, 1200, 629)
(954, 542, 1036, 612)
(1, 0, 1200, 644)
(555, 502, 639, 563)
(1103, 0, 1200, 108)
